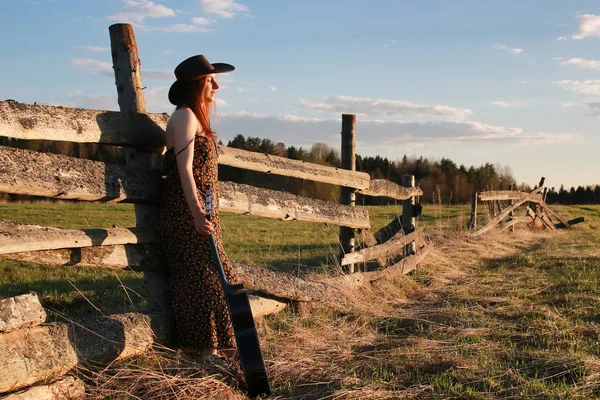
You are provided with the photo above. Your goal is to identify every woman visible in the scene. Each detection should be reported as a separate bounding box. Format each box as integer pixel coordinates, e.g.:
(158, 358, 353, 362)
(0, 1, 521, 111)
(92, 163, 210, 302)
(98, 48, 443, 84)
(159, 54, 238, 363)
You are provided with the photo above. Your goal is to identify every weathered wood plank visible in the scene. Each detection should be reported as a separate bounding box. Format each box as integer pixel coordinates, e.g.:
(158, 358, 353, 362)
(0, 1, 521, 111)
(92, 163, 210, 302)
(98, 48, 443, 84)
(539, 200, 571, 229)
(0, 100, 168, 147)
(0, 293, 46, 333)
(358, 179, 423, 200)
(2, 376, 85, 400)
(0, 146, 368, 228)
(479, 190, 542, 202)
(326, 244, 432, 289)
(555, 217, 584, 229)
(0, 145, 161, 202)
(473, 187, 544, 237)
(218, 181, 370, 229)
(0, 313, 169, 394)
(218, 145, 370, 190)
(341, 228, 423, 266)
(0, 227, 157, 255)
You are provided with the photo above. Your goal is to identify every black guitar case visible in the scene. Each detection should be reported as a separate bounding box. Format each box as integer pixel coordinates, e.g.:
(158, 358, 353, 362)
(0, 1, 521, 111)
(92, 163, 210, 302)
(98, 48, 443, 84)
(205, 185, 271, 398)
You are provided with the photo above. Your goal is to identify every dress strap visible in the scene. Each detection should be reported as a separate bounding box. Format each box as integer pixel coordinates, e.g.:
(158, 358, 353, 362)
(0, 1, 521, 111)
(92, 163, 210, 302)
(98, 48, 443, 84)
(176, 137, 195, 156)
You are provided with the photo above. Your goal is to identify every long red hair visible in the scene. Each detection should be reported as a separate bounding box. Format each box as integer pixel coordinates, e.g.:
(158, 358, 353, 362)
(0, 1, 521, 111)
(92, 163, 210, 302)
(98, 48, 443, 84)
(177, 76, 217, 141)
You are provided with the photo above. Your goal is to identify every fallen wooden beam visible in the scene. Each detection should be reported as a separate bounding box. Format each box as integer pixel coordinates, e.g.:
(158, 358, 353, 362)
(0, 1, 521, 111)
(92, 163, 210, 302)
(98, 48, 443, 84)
(555, 217, 585, 229)
(539, 200, 571, 229)
(0, 100, 168, 147)
(479, 190, 542, 202)
(341, 228, 423, 266)
(357, 179, 423, 200)
(326, 244, 432, 289)
(0, 293, 46, 333)
(473, 187, 544, 237)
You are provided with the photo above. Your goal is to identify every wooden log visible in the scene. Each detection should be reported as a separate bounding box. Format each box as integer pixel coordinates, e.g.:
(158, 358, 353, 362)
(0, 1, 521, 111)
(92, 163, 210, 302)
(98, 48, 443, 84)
(109, 23, 168, 314)
(219, 181, 370, 229)
(0, 293, 46, 333)
(0, 100, 167, 147)
(326, 244, 432, 289)
(357, 179, 423, 200)
(479, 190, 543, 202)
(401, 175, 417, 255)
(248, 295, 287, 318)
(1, 244, 161, 271)
(0, 313, 169, 394)
(508, 185, 514, 234)
(469, 192, 477, 230)
(217, 145, 369, 190)
(2, 376, 85, 400)
(0, 146, 368, 228)
(539, 200, 571, 229)
(473, 187, 544, 237)
(339, 114, 357, 273)
(341, 228, 423, 266)
(555, 217, 584, 229)
(0, 227, 157, 255)
(0, 145, 161, 202)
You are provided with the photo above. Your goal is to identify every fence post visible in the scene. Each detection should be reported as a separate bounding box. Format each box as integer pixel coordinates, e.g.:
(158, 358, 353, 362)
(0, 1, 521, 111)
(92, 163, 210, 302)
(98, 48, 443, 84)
(339, 114, 356, 273)
(508, 185, 514, 233)
(109, 24, 170, 313)
(401, 175, 416, 256)
(470, 192, 478, 230)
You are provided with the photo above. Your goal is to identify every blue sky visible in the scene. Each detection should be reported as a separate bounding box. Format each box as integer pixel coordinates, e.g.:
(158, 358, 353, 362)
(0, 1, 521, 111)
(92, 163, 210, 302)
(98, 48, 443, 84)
(2, 0, 600, 189)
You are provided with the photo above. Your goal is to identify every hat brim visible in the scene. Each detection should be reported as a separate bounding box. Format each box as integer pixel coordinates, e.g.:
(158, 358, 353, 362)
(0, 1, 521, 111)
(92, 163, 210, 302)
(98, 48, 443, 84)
(168, 63, 235, 105)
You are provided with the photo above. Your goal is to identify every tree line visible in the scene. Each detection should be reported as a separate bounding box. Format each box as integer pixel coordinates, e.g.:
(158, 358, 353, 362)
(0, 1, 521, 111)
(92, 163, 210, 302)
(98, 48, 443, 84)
(545, 185, 600, 205)
(221, 134, 523, 205)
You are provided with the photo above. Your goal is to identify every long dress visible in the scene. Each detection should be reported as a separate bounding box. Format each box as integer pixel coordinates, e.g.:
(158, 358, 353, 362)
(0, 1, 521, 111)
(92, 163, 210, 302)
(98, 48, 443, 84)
(158, 134, 238, 350)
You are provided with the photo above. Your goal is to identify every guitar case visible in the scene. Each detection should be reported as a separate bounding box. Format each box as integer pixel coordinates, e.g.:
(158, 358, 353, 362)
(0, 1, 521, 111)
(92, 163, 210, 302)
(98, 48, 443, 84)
(206, 185, 271, 398)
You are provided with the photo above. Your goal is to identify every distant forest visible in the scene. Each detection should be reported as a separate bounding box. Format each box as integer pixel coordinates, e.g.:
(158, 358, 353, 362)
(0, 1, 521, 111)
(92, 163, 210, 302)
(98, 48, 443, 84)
(221, 134, 600, 205)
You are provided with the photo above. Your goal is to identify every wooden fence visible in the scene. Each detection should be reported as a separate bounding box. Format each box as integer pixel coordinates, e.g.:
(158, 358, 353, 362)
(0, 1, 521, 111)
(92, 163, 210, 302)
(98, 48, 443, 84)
(0, 24, 428, 397)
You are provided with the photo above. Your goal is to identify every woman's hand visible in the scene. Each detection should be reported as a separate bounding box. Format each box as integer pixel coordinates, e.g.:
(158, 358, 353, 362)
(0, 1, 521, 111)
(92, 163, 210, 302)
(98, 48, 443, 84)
(194, 213, 214, 237)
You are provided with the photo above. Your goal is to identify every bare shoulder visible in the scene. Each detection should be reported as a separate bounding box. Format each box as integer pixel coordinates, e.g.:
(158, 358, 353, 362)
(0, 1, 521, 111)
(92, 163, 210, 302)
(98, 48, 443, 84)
(168, 107, 197, 129)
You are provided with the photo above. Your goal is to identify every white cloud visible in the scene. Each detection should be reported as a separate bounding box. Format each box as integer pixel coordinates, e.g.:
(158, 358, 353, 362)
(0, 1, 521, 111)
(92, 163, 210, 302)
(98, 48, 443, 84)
(108, 0, 177, 23)
(68, 58, 113, 76)
(142, 70, 174, 80)
(553, 80, 600, 95)
(215, 113, 574, 154)
(75, 46, 110, 52)
(491, 100, 522, 108)
(216, 98, 231, 108)
(560, 103, 576, 108)
(557, 36, 568, 41)
(66, 91, 118, 111)
(559, 57, 600, 69)
(494, 44, 523, 55)
(572, 14, 600, 39)
(299, 95, 473, 121)
(191, 17, 214, 25)
(200, 0, 249, 18)
(146, 23, 213, 33)
(269, 87, 277, 92)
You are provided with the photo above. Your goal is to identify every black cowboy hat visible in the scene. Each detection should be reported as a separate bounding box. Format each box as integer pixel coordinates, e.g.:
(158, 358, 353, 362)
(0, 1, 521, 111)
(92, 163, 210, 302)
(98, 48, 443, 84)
(168, 54, 235, 105)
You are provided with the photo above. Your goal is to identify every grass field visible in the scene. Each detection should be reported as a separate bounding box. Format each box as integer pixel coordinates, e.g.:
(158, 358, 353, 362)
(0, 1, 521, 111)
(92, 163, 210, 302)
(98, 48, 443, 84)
(1, 202, 599, 398)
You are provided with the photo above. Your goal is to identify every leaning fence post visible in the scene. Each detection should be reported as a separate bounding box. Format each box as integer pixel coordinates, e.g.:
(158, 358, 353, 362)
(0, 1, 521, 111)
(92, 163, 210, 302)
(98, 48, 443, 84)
(508, 184, 514, 233)
(109, 24, 170, 313)
(401, 175, 416, 256)
(339, 114, 356, 273)
(470, 192, 478, 230)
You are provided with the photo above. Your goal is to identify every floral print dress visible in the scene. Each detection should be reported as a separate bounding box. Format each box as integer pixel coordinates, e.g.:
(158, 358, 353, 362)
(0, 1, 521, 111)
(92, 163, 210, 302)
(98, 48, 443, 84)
(159, 135, 238, 350)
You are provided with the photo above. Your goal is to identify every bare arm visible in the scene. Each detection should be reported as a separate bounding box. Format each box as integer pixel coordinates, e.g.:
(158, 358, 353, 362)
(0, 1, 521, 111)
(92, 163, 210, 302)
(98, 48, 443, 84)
(168, 108, 213, 236)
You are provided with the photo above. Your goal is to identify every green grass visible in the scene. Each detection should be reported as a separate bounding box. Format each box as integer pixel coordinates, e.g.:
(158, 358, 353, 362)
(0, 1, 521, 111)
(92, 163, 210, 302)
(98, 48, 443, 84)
(2, 201, 600, 399)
